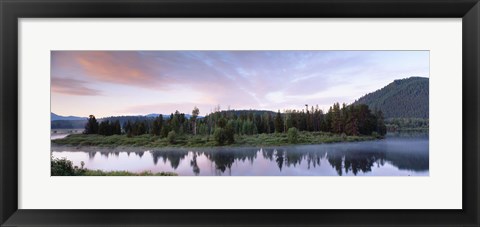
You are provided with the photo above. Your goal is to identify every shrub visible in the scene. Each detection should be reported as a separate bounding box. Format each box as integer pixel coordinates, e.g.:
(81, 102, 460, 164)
(371, 131, 380, 138)
(213, 127, 227, 145)
(51, 157, 76, 176)
(225, 122, 235, 144)
(51, 157, 87, 176)
(167, 130, 176, 144)
(287, 127, 299, 143)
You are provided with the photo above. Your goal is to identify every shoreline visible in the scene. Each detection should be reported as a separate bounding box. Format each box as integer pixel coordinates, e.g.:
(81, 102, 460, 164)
(51, 133, 383, 152)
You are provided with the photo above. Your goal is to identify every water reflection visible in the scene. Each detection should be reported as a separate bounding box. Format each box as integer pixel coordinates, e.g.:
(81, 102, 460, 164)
(51, 137, 428, 176)
(190, 154, 200, 176)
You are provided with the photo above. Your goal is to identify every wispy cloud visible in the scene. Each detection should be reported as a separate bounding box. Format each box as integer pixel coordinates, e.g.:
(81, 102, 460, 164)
(51, 77, 102, 96)
(65, 51, 174, 89)
(51, 50, 429, 117)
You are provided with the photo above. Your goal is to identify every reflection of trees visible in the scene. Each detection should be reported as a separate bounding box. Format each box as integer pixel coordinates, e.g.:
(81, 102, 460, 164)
(382, 138, 429, 171)
(238, 150, 257, 165)
(272, 147, 328, 172)
(262, 149, 275, 161)
(190, 153, 200, 176)
(344, 154, 375, 175)
(285, 149, 303, 167)
(200, 148, 257, 174)
(327, 152, 344, 176)
(207, 152, 235, 173)
(109, 139, 427, 176)
(88, 151, 97, 160)
(151, 150, 188, 170)
(275, 150, 284, 171)
(326, 150, 386, 176)
(306, 152, 322, 169)
(385, 152, 428, 171)
(136, 151, 144, 158)
(192, 146, 392, 175)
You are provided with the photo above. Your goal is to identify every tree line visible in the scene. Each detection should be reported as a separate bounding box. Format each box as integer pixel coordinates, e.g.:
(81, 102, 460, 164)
(84, 103, 386, 144)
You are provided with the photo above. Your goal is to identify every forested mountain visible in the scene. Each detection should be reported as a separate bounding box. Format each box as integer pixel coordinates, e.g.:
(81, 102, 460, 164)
(353, 77, 428, 119)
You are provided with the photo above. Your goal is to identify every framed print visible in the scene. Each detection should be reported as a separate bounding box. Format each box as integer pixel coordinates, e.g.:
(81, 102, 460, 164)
(1, 0, 479, 226)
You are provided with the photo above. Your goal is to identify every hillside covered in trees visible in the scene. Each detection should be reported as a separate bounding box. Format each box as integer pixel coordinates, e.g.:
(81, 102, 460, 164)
(353, 77, 429, 119)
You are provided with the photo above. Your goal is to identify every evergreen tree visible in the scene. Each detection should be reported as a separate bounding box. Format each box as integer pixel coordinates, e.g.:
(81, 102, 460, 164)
(152, 115, 163, 136)
(375, 110, 387, 136)
(84, 115, 99, 134)
(274, 110, 284, 133)
(125, 121, 133, 137)
(98, 120, 113, 136)
(114, 120, 121, 135)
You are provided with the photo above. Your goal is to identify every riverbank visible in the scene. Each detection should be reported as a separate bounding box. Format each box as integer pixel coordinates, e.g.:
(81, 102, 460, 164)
(51, 131, 381, 148)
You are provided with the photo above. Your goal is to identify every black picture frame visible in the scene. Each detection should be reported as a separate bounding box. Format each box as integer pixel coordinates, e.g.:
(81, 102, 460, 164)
(1, 0, 479, 226)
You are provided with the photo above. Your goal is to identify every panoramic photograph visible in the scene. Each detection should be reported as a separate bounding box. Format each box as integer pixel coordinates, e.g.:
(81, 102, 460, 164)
(51, 50, 429, 176)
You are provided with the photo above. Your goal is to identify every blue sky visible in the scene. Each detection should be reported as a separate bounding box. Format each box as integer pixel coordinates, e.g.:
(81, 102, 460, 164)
(51, 50, 429, 118)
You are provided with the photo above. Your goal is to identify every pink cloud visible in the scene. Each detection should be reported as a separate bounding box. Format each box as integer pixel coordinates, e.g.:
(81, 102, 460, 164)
(51, 77, 102, 96)
(73, 52, 170, 89)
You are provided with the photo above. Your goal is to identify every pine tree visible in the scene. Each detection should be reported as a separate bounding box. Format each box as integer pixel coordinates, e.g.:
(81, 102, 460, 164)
(125, 121, 132, 137)
(114, 120, 121, 135)
(274, 110, 284, 133)
(84, 115, 99, 134)
(331, 103, 342, 133)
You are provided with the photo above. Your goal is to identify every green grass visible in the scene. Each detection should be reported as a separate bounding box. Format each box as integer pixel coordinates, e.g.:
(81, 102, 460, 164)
(52, 132, 380, 148)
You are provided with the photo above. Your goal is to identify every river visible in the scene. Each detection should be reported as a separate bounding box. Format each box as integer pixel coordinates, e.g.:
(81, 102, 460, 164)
(51, 133, 428, 176)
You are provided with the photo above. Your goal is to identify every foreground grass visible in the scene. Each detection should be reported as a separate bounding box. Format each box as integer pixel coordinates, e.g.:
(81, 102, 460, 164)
(52, 131, 380, 148)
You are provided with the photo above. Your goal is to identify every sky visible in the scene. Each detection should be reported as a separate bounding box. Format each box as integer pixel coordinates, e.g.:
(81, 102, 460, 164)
(51, 51, 429, 118)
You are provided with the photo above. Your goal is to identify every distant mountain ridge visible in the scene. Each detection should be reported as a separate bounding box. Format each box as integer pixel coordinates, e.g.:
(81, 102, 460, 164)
(50, 113, 193, 121)
(51, 110, 257, 129)
(353, 77, 429, 119)
(144, 113, 198, 119)
(51, 112, 202, 129)
(51, 113, 85, 121)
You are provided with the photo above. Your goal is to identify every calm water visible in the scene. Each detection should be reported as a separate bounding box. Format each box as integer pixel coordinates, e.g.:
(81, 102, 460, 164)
(51, 135, 428, 176)
(51, 129, 82, 140)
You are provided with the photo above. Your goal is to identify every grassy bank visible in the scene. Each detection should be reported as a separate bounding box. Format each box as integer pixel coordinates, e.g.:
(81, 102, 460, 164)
(52, 131, 380, 148)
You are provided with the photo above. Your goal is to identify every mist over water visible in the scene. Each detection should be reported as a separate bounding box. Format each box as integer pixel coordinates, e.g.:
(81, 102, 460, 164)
(51, 134, 428, 176)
